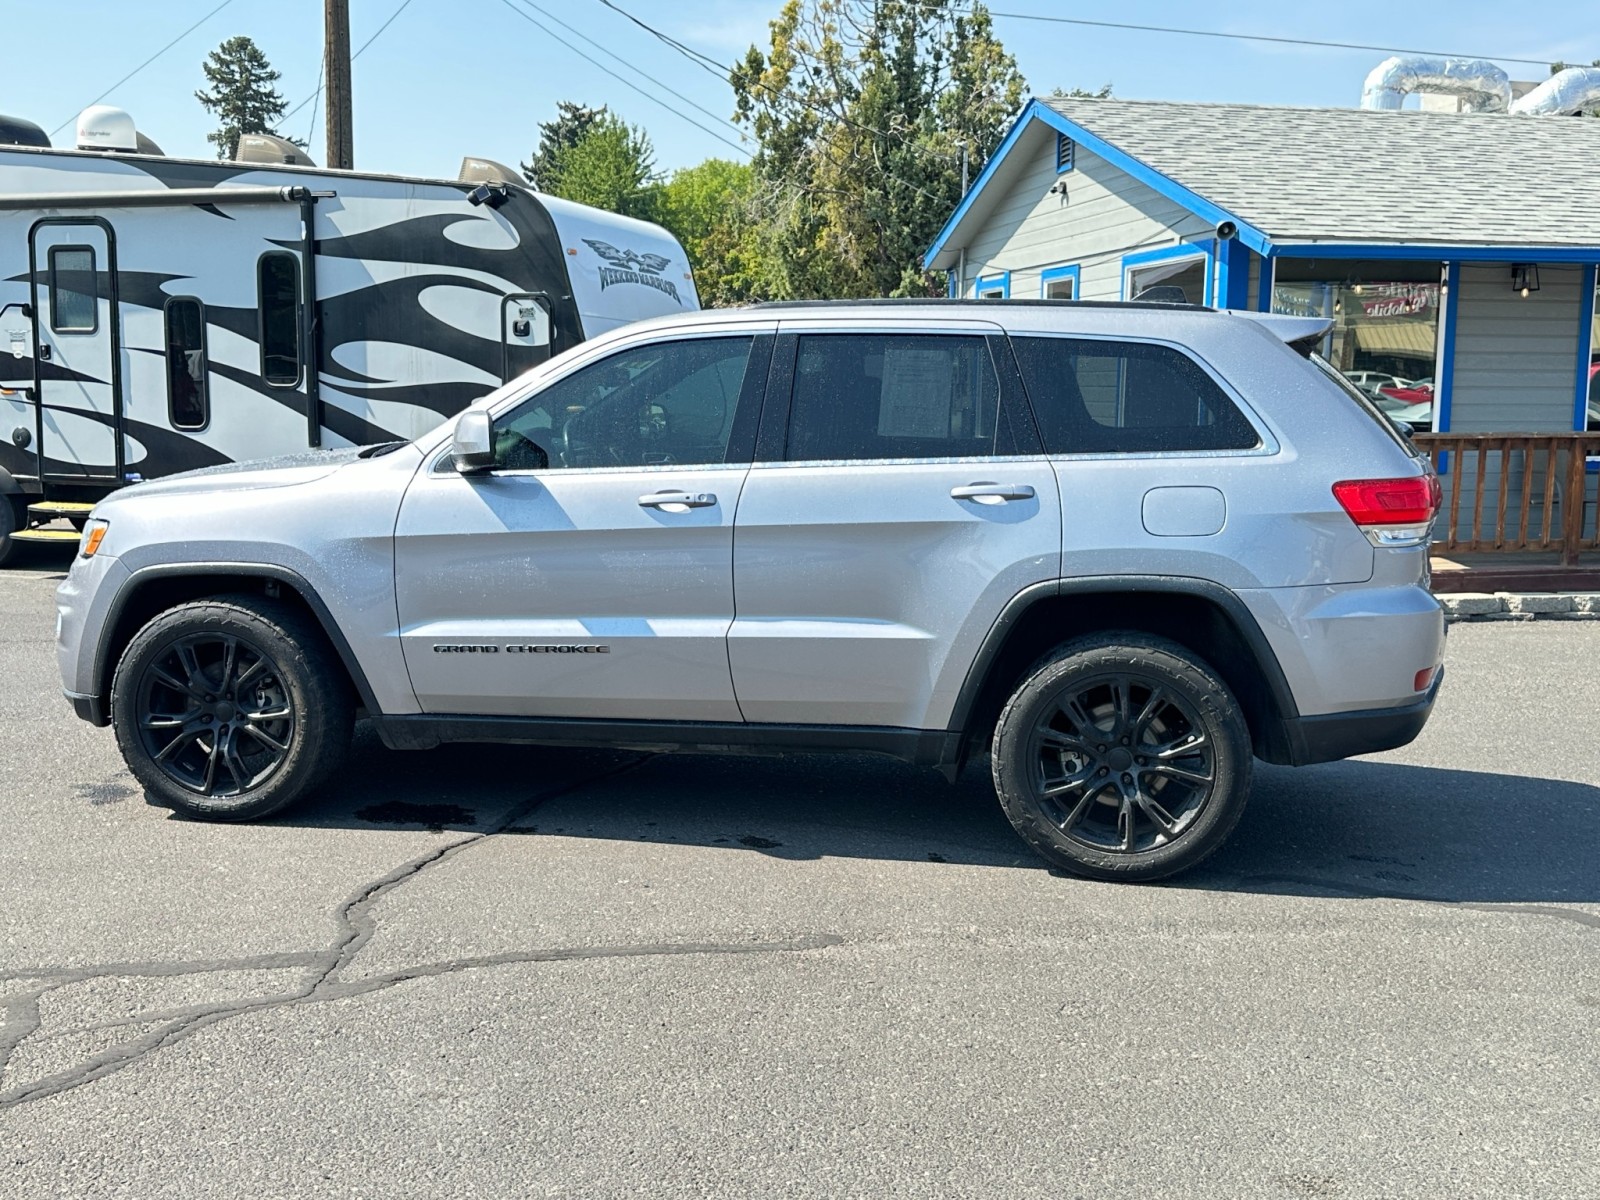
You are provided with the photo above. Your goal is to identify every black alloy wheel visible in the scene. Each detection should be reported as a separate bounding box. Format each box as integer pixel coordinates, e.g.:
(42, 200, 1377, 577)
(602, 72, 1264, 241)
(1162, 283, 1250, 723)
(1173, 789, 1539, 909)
(134, 632, 296, 798)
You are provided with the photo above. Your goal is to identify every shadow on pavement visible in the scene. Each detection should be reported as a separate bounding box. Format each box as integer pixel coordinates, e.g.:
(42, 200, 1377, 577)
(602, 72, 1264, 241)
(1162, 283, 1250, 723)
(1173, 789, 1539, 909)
(235, 725, 1600, 905)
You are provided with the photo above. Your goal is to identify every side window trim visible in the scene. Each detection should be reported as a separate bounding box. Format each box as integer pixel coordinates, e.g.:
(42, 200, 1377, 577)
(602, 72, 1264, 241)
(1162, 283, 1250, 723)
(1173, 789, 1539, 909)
(257, 250, 302, 388)
(163, 295, 209, 431)
(1007, 330, 1277, 458)
(47, 244, 98, 334)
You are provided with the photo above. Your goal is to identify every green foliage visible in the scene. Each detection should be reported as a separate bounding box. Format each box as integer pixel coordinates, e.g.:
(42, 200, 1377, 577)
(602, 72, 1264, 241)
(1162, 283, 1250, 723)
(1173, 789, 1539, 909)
(539, 112, 661, 221)
(194, 36, 297, 160)
(655, 159, 762, 306)
(521, 101, 607, 190)
(729, 0, 1028, 299)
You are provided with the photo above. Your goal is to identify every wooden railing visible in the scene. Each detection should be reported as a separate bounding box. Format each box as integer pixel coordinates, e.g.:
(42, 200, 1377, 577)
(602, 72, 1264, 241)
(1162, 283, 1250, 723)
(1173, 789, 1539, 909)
(1411, 433, 1600, 565)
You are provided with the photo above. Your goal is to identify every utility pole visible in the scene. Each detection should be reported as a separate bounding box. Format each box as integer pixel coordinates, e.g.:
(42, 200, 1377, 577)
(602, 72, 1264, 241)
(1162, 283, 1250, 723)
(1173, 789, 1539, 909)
(324, 0, 353, 169)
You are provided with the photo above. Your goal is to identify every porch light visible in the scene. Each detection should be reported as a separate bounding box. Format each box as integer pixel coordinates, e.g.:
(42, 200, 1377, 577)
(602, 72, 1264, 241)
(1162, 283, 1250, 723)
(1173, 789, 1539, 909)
(1511, 263, 1540, 297)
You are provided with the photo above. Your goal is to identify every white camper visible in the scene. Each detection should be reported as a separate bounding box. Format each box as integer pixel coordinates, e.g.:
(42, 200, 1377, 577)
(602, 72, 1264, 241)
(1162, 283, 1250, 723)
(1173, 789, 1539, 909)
(0, 109, 699, 561)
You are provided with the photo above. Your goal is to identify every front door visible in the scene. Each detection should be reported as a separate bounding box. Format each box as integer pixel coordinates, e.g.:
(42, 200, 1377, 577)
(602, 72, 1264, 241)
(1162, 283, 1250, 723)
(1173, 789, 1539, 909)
(31, 221, 120, 482)
(394, 328, 773, 719)
(729, 328, 1062, 730)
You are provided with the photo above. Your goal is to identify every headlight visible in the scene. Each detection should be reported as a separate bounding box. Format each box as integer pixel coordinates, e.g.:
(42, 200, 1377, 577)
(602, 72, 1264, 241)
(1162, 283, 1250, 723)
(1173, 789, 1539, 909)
(80, 518, 109, 558)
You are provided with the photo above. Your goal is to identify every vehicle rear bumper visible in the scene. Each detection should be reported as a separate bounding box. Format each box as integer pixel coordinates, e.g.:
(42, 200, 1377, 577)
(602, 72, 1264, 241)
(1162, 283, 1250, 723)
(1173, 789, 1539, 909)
(1276, 668, 1442, 766)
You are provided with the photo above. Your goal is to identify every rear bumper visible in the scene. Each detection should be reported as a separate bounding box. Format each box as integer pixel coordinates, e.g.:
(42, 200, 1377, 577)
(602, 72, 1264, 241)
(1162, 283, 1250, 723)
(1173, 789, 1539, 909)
(1277, 668, 1441, 766)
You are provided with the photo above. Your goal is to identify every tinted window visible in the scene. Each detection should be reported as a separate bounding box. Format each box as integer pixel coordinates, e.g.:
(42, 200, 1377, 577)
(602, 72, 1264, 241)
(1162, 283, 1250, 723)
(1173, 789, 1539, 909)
(495, 336, 754, 470)
(49, 247, 96, 332)
(787, 334, 1001, 461)
(258, 253, 300, 386)
(1010, 336, 1259, 454)
(165, 298, 208, 429)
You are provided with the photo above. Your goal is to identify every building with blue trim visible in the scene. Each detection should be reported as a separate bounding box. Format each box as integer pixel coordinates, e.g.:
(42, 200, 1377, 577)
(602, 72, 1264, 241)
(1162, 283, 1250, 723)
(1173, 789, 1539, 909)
(926, 97, 1600, 434)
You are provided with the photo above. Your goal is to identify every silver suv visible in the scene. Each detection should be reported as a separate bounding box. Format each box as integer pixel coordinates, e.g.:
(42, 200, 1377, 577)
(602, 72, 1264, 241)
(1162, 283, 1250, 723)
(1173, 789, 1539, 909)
(54, 301, 1445, 881)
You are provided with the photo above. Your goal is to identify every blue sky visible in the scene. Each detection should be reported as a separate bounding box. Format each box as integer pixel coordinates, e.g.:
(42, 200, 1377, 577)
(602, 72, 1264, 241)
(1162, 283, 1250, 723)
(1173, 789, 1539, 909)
(13, 0, 1597, 179)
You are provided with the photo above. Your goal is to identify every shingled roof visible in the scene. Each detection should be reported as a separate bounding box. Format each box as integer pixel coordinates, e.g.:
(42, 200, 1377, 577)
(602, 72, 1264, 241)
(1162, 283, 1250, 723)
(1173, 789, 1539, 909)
(1042, 97, 1600, 248)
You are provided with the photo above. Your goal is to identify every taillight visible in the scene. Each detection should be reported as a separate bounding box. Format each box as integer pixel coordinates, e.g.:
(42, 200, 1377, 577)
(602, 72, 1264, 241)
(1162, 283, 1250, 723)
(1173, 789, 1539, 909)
(1332, 476, 1439, 547)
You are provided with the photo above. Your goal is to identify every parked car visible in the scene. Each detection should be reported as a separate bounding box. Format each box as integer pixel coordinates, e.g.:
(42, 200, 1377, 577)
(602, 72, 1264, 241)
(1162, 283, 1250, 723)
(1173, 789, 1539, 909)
(54, 300, 1446, 883)
(1345, 370, 1412, 398)
(1379, 378, 1435, 406)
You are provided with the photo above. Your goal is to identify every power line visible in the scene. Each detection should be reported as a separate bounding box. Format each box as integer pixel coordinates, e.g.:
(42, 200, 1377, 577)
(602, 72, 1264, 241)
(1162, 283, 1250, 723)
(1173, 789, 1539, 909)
(283, 0, 421, 125)
(511, 0, 749, 155)
(493, 0, 751, 157)
(306, 51, 326, 147)
(978, 9, 1569, 68)
(51, 0, 239, 136)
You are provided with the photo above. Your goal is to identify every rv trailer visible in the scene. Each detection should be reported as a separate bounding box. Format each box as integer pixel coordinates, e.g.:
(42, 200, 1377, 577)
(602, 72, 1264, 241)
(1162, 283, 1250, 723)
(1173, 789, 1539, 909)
(0, 107, 699, 562)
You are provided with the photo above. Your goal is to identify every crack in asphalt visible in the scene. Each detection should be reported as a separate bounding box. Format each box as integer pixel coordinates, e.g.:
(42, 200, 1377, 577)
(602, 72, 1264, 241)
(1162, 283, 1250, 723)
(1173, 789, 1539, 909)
(0, 755, 846, 1112)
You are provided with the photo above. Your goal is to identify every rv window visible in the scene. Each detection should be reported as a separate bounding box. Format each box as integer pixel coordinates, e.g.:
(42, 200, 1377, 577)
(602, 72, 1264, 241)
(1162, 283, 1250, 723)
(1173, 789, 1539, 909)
(165, 298, 208, 429)
(49, 246, 97, 333)
(258, 253, 301, 387)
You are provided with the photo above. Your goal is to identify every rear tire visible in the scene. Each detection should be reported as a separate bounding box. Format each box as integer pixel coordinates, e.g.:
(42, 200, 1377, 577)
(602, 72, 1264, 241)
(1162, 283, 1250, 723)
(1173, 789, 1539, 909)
(111, 596, 353, 821)
(991, 633, 1252, 882)
(0, 496, 24, 567)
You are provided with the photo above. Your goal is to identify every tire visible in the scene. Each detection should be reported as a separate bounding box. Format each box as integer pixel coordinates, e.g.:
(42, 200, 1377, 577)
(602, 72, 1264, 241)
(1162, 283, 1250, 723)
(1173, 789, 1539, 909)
(991, 632, 1252, 883)
(0, 495, 24, 568)
(110, 595, 353, 821)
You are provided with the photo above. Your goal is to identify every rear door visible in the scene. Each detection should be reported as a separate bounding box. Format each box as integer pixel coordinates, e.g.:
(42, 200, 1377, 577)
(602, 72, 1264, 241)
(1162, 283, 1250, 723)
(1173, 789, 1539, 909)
(30, 221, 120, 481)
(394, 326, 773, 719)
(728, 323, 1061, 730)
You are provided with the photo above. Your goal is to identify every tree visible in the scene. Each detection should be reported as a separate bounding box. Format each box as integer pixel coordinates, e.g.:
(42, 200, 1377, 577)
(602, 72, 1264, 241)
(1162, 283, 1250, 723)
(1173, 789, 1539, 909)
(730, 0, 1027, 299)
(195, 36, 297, 160)
(521, 101, 607, 190)
(540, 112, 660, 220)
(656, 159, 761, 307)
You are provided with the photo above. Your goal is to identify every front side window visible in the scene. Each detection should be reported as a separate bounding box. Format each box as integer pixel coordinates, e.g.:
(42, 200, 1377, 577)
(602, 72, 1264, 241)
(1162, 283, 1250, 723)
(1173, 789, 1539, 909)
(165, 298, 208, 429)
(258, 253, 301, 387)
(49, 246, 97, 332)
(494, 335, 755, 470)
(1010, 336, 1259, 455)
(786, 334, 1002, 462)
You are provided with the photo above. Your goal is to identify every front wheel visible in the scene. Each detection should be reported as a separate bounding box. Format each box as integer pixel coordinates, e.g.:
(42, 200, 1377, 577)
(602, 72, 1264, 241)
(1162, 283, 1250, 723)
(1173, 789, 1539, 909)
(111, 596, 353, 821)
(991, 633, 1252, 882)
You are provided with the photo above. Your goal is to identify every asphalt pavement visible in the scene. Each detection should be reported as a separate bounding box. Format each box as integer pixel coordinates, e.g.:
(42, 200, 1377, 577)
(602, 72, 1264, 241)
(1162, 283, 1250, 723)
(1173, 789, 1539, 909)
(2, 547, 1598, 1198)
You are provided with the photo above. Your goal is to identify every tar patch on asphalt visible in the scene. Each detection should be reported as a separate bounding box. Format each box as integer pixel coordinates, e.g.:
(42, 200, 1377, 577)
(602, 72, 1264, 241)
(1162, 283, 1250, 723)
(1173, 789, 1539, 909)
(355, 800, 478, 832)
(76, 780, 134, 806)
(736, 835, 783, 849)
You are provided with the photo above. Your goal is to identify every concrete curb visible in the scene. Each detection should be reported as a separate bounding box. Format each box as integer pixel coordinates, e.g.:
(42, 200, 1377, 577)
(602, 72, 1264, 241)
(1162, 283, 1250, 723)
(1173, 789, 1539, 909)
(1440, 592, 1600, 623)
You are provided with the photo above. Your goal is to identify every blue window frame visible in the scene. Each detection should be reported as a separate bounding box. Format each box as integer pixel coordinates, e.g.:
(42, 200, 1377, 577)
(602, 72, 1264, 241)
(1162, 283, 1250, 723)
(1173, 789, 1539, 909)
(1576, 264, 1598, 432)
(975, 271, 1010, 299)
(1055, 133, 1075, 174)
(1121, 243, 1213, 306)
(1040, 264, 1081, 300)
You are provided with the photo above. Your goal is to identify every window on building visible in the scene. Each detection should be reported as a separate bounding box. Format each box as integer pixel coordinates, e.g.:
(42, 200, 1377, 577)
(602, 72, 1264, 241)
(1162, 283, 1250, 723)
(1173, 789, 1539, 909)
(165, 298, 208, 429)
(48, 246, 97, 332)
(1010, 335, 1260, 455)
(1588, 272, 1599, 430)
(976, 273, 1008, 299)
(786, 334, 1004, 462)
(1042, 267, 1079, 300)
(258, 252, 301, 387)
(1126, 254, 1206, 305)
(1055, 134, 1075, 173)
(495, 336, 754, 470)
(1272, 258, 1443, 431)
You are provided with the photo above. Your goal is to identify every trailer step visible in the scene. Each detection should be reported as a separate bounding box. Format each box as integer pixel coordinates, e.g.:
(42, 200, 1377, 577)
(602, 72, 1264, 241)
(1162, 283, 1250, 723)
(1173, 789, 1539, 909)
(10, 528, 82, 544)
(27, 501, 96, 520)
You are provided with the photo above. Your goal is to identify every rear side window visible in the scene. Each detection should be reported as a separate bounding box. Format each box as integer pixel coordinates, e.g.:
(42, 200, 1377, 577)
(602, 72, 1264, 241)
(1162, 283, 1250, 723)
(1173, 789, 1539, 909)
(165, 298, 208, 429)
(786, 334, 1003, 461)
(1011, 335, 1259, 454)
(48, 246, 97, 332)
(258, 252, 301, 387)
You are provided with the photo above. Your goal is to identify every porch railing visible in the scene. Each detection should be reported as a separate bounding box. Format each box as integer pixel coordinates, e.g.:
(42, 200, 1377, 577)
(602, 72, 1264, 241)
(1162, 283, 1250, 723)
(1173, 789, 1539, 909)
(1411, 432, 1600, 565)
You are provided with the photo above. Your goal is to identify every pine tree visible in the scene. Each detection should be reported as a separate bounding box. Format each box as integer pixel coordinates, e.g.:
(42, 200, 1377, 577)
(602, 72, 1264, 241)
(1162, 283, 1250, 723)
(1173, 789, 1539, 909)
(195, 36, 296, 160)
(522, 102, 608, 190)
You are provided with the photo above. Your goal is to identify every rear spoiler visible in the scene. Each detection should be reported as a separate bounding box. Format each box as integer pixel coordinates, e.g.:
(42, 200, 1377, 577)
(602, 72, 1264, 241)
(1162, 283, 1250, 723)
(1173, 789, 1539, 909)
(1231, 311, 1334, 357)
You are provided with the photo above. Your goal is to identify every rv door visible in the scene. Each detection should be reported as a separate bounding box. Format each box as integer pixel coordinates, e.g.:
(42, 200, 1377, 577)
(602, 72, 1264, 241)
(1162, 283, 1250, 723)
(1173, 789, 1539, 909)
(30, 221, 122, 482)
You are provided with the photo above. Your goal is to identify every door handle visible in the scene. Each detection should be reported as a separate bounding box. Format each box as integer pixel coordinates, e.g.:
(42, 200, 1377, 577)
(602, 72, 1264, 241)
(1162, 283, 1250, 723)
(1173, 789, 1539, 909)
(638, 490, 717, 510)
(951, 482, 1036, 503)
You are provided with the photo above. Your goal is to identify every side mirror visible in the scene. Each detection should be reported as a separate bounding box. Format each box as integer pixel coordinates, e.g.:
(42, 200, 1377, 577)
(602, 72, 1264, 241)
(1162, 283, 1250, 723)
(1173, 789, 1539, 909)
(451, 409, 496, 474)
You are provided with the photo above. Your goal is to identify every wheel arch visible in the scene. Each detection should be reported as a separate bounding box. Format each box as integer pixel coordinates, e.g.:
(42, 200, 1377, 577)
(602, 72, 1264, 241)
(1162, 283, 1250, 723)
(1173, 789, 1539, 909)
(948, 578, 1302, 771)
(91, 563, 381, 721)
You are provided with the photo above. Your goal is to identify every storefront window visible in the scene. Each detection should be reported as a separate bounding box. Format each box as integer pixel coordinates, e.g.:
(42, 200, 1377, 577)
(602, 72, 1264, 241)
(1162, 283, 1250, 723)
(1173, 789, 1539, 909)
(1589, 274, 1599, 430)
(1273, 259, 1443, 430)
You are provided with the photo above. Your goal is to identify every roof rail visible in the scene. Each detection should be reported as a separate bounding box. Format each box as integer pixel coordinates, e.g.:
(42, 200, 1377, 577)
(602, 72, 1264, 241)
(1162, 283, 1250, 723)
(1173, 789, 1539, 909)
(748, 297, 1216, 313)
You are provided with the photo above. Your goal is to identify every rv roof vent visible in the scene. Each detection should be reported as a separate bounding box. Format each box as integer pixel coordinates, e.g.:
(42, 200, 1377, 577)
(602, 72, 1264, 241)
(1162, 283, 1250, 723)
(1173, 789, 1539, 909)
(235, 133, 317, 167)
(135, 132, 164, 156)
(458, 156, 527, 188)
(0, 114, 49, 148)
(76, 105, 139, 152)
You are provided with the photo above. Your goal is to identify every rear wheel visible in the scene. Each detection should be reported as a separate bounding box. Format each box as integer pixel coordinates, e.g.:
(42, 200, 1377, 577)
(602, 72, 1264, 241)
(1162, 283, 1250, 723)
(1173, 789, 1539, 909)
(991, 633, 1252, 882)
(0, 496, 24, 567)
(111, 596, 353, 821)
